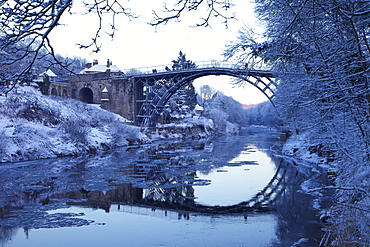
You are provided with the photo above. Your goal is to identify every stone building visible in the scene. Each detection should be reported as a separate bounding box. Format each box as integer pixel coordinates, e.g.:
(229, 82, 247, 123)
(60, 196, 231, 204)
(49, 60, 136, 122)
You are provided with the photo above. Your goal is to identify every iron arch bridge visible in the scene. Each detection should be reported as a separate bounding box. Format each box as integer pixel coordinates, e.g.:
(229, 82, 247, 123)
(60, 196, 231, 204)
(131, 61, 277, 127)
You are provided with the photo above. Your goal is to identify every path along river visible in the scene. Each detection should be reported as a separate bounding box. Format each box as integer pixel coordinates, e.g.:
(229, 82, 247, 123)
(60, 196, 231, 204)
(0, 128, 330, 247)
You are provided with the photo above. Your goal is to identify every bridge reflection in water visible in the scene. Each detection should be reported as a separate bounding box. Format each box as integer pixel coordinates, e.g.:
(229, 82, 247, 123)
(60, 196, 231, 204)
(138, 161, 288, 214)
(57, 153, 289, 216)
(0, 132, 325, 246)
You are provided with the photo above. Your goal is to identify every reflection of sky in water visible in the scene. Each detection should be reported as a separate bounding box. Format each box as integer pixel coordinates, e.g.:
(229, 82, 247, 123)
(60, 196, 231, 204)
(194, 145, 276, 206)
(8, 206, 278, 247)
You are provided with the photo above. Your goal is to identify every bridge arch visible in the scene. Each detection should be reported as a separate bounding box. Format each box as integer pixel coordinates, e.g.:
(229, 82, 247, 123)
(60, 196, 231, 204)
(50, 87, 57, 96)
(134, 67, 276, 127)
(79, 87, 94, 104)
(158, 70, 275, 111)
(62, 89, 68, 98)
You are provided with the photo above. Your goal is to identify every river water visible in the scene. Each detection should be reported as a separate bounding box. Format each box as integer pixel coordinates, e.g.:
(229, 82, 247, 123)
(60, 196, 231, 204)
(0, 128, 328, 247)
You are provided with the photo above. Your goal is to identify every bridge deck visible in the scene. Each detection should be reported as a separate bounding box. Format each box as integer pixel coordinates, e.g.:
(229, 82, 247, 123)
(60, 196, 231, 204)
(126, 60, 275, 78)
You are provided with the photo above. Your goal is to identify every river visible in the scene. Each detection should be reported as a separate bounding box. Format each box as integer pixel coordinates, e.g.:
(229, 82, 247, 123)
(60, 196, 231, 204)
(0, 128, 329, 247)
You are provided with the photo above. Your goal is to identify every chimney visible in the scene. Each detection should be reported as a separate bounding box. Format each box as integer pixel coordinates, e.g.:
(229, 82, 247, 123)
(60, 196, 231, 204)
(93, 59, 98, 66)
(107, 59, 111, 68)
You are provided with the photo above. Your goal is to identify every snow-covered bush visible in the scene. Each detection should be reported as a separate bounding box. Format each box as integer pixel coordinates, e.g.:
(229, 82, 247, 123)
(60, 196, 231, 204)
(107, 120, 143, 145)
(204, 107, 228, 134)
(60, 119, 90, 145)
(151, 116, 214, 140)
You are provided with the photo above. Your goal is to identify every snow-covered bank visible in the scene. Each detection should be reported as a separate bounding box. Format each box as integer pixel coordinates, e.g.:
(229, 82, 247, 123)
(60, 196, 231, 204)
(0, 86, 148, 163)
(145, 117, 215, 140)
(282, 131, 370, 246)
(281, 132, 329, 165)
(0, 85, 239, 163)
(143, 114, 243, 141)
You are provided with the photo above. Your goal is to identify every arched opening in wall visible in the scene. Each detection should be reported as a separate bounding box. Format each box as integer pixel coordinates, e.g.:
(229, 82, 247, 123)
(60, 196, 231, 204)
(62, 89, 68, 98)
(50, 88, 57, 96)
(79, 87, 94, 103)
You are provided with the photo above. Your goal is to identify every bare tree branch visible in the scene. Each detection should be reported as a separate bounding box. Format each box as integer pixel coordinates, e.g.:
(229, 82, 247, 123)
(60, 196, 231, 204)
(0, 0, 236, 95)
(0, 0, 136, 93)
(149, 0, 236, 27)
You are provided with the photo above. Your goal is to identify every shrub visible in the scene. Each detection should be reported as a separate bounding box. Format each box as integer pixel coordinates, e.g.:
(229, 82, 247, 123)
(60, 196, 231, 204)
(108, 120, 140, 145)
(60, 119, 89, 145)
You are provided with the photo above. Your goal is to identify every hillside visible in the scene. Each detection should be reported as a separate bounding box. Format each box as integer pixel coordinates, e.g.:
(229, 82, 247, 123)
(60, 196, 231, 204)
(0, 86, 148, 163)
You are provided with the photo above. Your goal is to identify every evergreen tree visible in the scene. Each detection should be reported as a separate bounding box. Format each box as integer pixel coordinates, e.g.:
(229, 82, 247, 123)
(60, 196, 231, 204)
(171, 51, 197, 108)
(36, 75, 51, 95)
(162, 51, 198, 122)
(172, 51, 197, 70)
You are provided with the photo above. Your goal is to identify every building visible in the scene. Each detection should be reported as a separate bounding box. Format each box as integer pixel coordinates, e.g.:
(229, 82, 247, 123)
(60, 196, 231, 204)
(79, 59, 123, 76)
(48, 59, 136, 122)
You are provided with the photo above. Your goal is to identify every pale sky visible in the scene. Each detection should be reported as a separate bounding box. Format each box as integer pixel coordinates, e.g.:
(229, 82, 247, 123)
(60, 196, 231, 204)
(50, 0, 267, 104)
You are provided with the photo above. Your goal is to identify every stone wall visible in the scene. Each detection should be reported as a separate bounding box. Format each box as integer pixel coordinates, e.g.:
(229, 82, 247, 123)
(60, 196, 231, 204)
(50, 72, 136, 122)
(49, 81, 69, 98)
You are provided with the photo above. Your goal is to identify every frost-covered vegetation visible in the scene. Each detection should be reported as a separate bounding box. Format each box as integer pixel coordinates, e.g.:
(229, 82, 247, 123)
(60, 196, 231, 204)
(0, 86, 147, 163)
(245, 101, 277, 127)
(151, 117, 214, 140)
(225, 0, 370, 245)
(200, 91, 277, 134)
(202, 92, 246, 135)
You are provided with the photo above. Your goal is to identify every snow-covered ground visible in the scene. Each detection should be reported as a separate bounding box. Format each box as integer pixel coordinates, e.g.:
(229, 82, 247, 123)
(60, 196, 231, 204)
(0, 85, 219, 163)
(281, 132, 327, 165)
(0, 86, 149, 163)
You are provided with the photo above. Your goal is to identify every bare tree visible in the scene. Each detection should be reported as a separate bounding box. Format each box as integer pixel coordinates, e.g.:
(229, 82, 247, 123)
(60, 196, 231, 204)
(0, 0, 236, 94)
(0, 0, 135, 93)
(199, 84, 216, 101)
(150, 0, 236, 27)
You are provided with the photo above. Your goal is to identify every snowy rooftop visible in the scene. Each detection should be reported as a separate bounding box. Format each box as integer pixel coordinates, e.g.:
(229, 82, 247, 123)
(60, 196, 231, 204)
(80, 64, 121, 74)
(39, 69, 57, 77)
(194, 104, 204, 111)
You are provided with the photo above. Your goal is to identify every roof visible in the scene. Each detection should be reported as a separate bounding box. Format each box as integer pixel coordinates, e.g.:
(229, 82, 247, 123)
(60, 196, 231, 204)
(194, 104, 204, 111)
(80, 64, 121, 74)
(39, 69, 57, 77)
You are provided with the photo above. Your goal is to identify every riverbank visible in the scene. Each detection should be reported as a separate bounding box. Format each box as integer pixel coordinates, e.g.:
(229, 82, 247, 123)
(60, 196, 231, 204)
(143, 118, 214, 141)
(0, 86, 216, 163)
(281, 131, 370, 246)
(0, 86, 148, 163)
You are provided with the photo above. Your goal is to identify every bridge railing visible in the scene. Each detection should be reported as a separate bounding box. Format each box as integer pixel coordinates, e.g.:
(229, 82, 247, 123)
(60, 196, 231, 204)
(123, 60, 247, 75)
